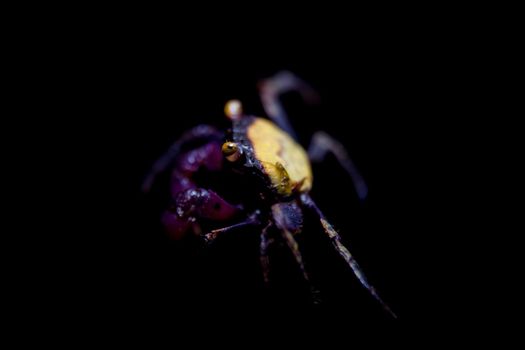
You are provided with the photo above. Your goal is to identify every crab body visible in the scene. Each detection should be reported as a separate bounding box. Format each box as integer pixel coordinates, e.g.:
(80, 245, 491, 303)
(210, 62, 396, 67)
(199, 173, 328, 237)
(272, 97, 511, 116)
(143, 72, 395, 318)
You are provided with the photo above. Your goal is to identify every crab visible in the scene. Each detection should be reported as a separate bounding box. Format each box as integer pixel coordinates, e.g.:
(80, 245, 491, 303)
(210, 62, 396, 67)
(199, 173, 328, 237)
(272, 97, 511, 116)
(142, 71, 395, 318)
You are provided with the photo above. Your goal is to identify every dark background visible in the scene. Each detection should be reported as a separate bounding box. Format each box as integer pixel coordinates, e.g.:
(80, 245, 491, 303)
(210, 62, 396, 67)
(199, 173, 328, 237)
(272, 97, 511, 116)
(26, 21, 463, 339)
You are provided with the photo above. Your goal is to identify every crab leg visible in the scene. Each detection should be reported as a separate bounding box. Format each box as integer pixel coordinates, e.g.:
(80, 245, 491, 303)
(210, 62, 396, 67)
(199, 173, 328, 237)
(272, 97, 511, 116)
(279, 227, 310, 282)
(258, 70, 320, 141)
(203, 211, 260, 243)
(271, 201, 321, 303)
(308, 131, 368, 201)
(300, 193, 396, 318)
(259, 222, 273, 285)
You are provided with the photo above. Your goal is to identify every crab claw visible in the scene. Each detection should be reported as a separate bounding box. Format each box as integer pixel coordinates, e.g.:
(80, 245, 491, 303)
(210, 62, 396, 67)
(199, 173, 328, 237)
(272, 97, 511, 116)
(197, 189, 243, 220)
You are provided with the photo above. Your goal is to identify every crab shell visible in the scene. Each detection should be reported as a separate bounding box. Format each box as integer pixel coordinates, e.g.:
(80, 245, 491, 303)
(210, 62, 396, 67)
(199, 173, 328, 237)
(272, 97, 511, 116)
(239, 117, 313, 197)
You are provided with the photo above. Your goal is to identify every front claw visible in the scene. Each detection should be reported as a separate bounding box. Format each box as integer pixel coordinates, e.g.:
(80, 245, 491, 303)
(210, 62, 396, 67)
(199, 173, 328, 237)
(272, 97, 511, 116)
(163, 188, 244, 240)
(161, 210, 193, 240)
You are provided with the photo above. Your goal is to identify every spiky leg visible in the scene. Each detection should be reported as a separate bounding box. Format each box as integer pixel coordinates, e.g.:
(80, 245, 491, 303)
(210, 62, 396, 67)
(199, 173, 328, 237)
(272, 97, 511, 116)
(308, 131, 368, 201)
(300, 193, 396, 318)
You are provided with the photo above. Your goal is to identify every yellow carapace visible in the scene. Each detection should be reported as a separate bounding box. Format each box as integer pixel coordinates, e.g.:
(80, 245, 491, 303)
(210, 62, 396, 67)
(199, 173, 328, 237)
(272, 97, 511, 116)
(246, 118, 312, 196)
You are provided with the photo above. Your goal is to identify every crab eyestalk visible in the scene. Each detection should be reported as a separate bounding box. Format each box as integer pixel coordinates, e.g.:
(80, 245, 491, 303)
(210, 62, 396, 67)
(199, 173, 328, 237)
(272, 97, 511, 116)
(224, 99, 243, 120)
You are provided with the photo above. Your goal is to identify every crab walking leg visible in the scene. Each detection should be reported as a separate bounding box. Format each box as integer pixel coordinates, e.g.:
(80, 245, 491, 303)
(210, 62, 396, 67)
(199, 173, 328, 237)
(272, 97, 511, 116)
(271, 202, 321, 303)
(308, 131, 368, 201)
(278, 226, 322, 304)
(259, 222, 273, 285)
(280, 227, 310, 282)
(204, 211, 261, 243)
(258, 70, 320, 141)
(142, 125, 222, 193)
(203, 221, 254, 243)
(300, 193, 397, 318)
(270, 202, 308, 281)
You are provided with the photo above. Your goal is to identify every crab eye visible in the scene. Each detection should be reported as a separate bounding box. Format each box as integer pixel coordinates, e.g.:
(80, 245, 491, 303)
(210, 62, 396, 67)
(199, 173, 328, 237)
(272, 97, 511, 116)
(222, 142, 242, 162)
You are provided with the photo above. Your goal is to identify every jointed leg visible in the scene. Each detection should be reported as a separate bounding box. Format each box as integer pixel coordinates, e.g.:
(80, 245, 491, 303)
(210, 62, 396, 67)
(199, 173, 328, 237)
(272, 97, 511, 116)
(308, 131, 368, 201)
(278, 227, 322, 304)
(258, 71, 320, 141)
(259, 222, 273, 285)
(300, 193, 396, 318)
(204, 211, 261, 243)
(271, 201, 321, 303)
(279, 227, 310, 283)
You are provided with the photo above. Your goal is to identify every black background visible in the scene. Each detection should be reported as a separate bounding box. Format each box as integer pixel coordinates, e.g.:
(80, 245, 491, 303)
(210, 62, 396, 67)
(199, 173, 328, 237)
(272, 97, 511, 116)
(23, 17, 465, 340)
